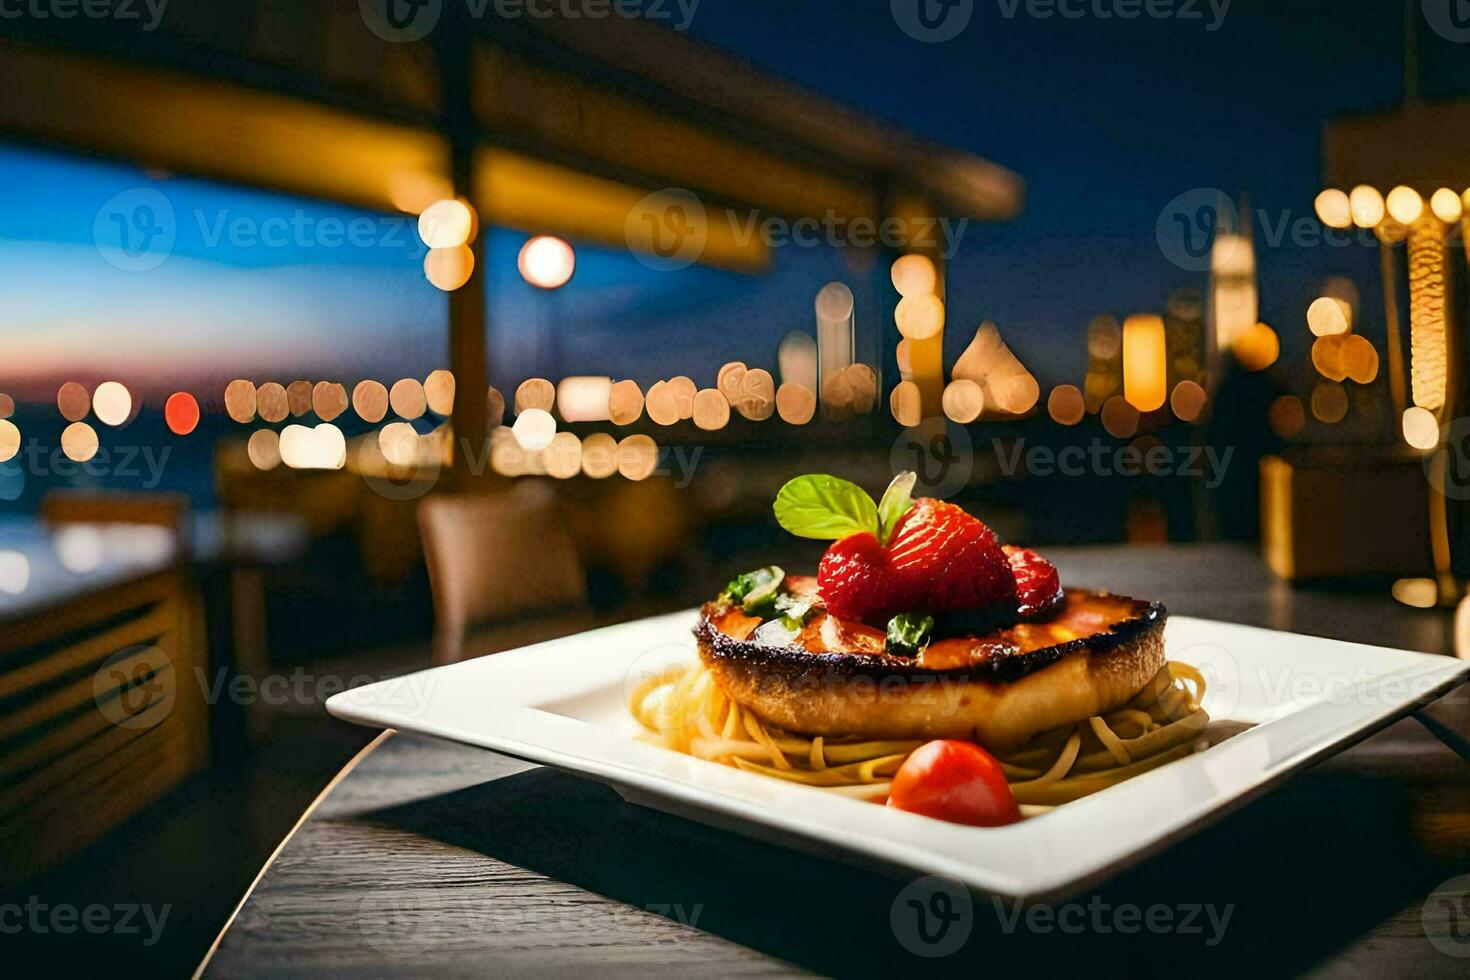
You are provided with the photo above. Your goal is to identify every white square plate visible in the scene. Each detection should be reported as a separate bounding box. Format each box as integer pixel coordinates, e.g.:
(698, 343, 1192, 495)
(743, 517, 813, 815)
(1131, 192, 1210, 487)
(326, 611, 1469, 900)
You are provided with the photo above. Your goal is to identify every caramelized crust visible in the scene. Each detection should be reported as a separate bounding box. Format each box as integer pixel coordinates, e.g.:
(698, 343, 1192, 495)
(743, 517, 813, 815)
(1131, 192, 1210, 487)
(695, 588, 1166, 750)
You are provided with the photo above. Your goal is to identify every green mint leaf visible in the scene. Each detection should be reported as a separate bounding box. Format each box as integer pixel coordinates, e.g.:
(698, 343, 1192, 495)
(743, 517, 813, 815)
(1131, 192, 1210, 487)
(877, 471, 917, 544)
(886, 613, 934, 657)
(773, 475, 880, 541)
(724, 566, 784, 615)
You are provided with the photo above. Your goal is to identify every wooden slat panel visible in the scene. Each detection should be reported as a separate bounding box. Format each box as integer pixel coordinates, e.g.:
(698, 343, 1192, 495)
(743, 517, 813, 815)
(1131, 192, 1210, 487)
(0, 646, 171, 744)
(0, 699, 180, 820)
(0, 724, 196, 881)
(0, 570, 178, 657)
(0, 601, 172, 701)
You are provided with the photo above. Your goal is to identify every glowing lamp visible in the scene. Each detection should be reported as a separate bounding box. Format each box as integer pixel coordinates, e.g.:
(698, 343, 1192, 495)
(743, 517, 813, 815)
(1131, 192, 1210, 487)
(1314, 189, 1351, 229)
(425, 246, 474, 291)
(1122, 314, 1167, 412)
(1402, 406, 1439, 450)
(1306, 296, 1349, 337)
(165, 392, 200, 435)
(1430, 188, 1463, 224)
(418, 199, 474, 248)
(1386, 186, 1423, 224)
(1348, 185, 1384, 228)
(890, 254, 937, 297)
(895, 293, 944, 341)
(518, 235, 575, 290)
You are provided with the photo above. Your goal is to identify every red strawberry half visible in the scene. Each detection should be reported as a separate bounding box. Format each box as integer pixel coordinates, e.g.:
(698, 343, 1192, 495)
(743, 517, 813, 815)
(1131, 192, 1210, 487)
(1004, 545, 1063, 619)
(818, 498, 1016, 625)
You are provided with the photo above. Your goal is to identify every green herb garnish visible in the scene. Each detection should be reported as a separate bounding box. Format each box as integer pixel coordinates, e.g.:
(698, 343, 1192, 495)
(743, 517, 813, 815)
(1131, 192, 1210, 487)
(724, 565, 785, 615)
(773, 472, 917, 544)
(886, 613, 934, 657)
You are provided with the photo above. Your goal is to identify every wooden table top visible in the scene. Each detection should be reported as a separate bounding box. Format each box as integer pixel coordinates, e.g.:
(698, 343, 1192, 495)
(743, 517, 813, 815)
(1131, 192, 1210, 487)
(199, 545, 1470, 978)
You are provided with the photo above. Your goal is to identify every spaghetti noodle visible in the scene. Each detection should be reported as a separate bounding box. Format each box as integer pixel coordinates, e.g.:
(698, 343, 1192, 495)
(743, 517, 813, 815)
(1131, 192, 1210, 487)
(629, 660, 1210, 813)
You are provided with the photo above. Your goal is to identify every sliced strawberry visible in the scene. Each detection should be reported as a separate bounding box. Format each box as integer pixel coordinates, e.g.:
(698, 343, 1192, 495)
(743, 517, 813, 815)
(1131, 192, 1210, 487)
(1005, 545, 1062, 618)
(887, 499, 1016, 616)
(818, 499, 1015, 625)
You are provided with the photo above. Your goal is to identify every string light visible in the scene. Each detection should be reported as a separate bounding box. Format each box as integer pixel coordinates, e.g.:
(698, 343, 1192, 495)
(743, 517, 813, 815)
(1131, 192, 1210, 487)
(895, 293, 944, 340)
(1386, 185, 1424, 225)
(891, 254, 937, 297)
(225, 380, 258, 423)
(425, 245, 475, 291)
(517, 235, 575, 289)
(1402, 406, 1439, 450)
(57, 382, 89, 422)
(1430, 188, 1463, 223)
(61, 421, 98, 462)
(1047, 385, 1085, 425)
(92, 381, 131, 427)
(1314, 189, 1351, 229)
(1408, 213, 1448, 410)
(247, 429, 281, 470)
(165, 392, 200, 435)
(1348, 185, 1384, 228)
(1232, 322, 1279, 372)
(0, 419, 18, 462)
(418, 199, 474, 248)
(512, 408, 556, 451)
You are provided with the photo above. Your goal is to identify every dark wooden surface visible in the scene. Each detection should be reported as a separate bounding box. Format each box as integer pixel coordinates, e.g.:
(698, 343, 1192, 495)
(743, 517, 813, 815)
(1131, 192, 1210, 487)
(201, 545, 1470, 978)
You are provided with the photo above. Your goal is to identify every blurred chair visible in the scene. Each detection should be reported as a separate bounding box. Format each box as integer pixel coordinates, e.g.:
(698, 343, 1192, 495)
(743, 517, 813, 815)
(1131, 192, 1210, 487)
(418, 482, 591, 665)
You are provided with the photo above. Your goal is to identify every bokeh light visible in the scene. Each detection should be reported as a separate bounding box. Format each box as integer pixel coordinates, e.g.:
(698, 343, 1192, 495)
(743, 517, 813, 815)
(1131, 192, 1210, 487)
(616, 434, 658, 481)
(895, 293, 944, 340)
(1431, 187, 1463, 223)
(517, 235, 576, 289)
(890, 254, 937, 297)
(1314, 189, 1351, 229)
(353, 380, 389, 423)
(165, 392, 200, 435)
(0, 393, 12, 418)
(0, 419, 19, 462)
(1232, 322, 1279, 371)
(1306, 296, 1349, 337)
(1349, 185, 1384, 228)
(92, 381, 132, 427)
(61, 421, 98, 462)
(1047, 384, 1085, 425)
(1122, 314, 1166, 412)
(248, 429, 281, 470)
(814, 282, 855, 322)
(417, 199, 474, 248)
(1169, 380, 1207, 422)
(225, 380, 258, 423)
(1268, 395, 1305, 438)
(425, 245, 475, 291)
(57, 381, 90, 422)
(424, 370, 455, 416)
(1385, 185, 1423, 225)
(1100, 395, 1140, 439)
(512, 408, 556, 451)
(1310, 381, 1348, 423)
(389, 378, 427, 420)
(1402, 406, 1439, 450)
(581, 433, 618, 479)
(313, 381, 348, 422)
(379, 422, 420, 467)
(0, 550, 28, 595)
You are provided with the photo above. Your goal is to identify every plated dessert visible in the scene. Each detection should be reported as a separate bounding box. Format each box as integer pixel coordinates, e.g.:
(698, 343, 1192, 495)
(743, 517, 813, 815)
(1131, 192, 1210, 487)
(630, 473, 1211, 825)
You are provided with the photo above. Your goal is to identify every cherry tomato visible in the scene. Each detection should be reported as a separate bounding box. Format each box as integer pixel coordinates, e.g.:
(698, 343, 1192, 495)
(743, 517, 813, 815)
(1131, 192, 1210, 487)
(887, 740, 1021, 827)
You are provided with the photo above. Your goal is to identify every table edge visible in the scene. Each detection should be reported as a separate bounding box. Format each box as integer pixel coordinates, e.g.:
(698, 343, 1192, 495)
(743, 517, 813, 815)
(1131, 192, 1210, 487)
(192, 728, 396, 979)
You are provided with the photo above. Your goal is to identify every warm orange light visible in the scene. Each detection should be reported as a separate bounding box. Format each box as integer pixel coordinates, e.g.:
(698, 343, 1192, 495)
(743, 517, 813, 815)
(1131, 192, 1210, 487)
(1349, 185, 1384, 228)
(1314, 189, 1351, 229)
(518, 235, 576, 289)
(0, 419, 18, 463)
(353, 380, 389, 423)
(389, 378, 426, 420)
(1306, 297, 1349, 337)
(165, 392, 200, 435)
(815, 282, 855, 322)
(1100, 395, 1140, 439)
(1386, 185, 1424, 224)
(379, 422, 420, 467)
(1122, 314, 1167, 412)
(424, 370, 455, 416)
(1403, 406, 1439, 450)
(891, 254, 937, 297)
(1047, 385, 1085, 426)
(1268, 395, 1305, 437)
(61, 421, 98, 462)
(425, 246, 475, 291)
(1431, 188, 1463, 223)
(247, 429, 281, 470)
(1310, 381, 1348, 423)
(1169, 380, 1207, 422)
(895, 293, 944, 340)
(57, 382, 90, 422)
(1233, 322, 1280, 372)
(418, 199, 474, 248)
(224, 380, 257, 423)
(512, 408, 556, 451)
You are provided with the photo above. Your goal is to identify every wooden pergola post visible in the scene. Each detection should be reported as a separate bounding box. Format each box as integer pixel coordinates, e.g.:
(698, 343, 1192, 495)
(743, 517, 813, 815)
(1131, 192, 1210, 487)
(438, 16, 489, 491)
